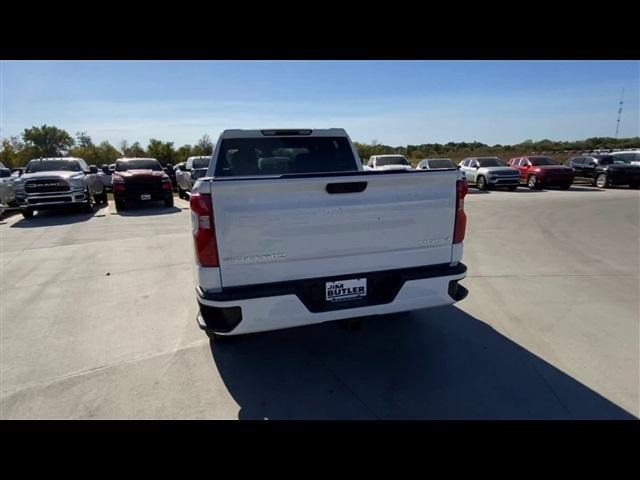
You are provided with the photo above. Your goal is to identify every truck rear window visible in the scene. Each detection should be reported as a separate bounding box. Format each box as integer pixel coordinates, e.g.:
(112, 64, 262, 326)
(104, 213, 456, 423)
(214, 137, 357, 176)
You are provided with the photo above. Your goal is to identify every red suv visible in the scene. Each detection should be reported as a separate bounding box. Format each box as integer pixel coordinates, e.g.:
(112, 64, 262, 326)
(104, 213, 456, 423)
(507, 156, 574, 190)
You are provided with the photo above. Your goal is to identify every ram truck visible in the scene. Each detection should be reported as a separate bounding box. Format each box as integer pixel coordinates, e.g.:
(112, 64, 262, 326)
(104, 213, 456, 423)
(189, 129, 469, 339)
(112, 158, 174, 210)
(13, 157, 107, 219)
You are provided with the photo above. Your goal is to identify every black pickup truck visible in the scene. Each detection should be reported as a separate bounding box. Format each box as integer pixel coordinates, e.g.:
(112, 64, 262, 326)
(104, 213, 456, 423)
(565, 154, 640, 189)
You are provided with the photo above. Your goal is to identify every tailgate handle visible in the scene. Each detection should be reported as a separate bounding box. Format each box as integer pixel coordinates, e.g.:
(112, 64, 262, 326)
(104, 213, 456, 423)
(326, 182, 368, 194)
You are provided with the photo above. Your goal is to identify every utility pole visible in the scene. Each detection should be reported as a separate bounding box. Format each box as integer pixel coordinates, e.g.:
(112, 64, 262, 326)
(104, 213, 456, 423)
(615, 88, 624, 139)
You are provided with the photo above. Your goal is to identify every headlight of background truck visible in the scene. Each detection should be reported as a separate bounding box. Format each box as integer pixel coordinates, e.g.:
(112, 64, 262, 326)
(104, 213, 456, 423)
(69, 177, 85, 189)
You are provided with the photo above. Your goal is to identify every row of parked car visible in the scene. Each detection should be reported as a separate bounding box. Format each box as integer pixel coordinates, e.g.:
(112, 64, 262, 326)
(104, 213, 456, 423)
(0, 154, 215, 220)
(3, 149, 639, 220)
(364, 151, 640, 190)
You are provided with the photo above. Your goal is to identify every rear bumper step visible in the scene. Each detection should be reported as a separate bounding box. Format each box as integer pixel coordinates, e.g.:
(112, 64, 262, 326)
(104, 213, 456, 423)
(197, 263, 468, 335)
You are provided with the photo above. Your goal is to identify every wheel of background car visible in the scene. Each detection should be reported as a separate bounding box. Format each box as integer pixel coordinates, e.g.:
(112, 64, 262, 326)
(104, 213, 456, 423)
(476, 176, 487, 191)
(508, 185, 517, 191)
(115, 199, 125, 211)
(165, 195, 174, 208)
(21, 208, 33, 219)
(560, 184, 571, 190)
(596, 173, 608, 188)
(527, 175, 537, 189)
(178, 186, 184, 199)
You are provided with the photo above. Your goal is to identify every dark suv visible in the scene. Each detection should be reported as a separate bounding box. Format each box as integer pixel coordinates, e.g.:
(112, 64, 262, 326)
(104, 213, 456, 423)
(565, 155, 640, 189)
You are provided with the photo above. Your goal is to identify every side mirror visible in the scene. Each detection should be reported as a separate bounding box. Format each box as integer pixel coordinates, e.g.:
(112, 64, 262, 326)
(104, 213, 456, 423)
(89, 165, 98, 174)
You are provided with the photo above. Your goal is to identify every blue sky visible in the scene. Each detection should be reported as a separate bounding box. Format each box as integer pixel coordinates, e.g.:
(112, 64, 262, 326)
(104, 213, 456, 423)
(1, 60, 638, 147)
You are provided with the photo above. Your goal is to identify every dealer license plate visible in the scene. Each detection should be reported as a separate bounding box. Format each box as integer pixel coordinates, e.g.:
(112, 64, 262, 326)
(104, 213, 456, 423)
(326, 278, 367, 303)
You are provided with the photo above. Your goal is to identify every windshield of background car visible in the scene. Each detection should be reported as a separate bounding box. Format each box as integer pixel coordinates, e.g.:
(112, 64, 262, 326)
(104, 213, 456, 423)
(25, 160, 81, 173)
(192, 157, 210, 169)
(116, 160, 162, 171)
(376, 156, 409, 166)
(214, 137, 357, 176)
(529, 157, 558, 166)
(477, 158, 505, 167)
(427, 159, 454, 169)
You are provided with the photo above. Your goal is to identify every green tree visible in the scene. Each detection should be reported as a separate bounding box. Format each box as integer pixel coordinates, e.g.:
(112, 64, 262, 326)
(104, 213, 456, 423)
(75, 131, 94, 149)
(122, 141, 146, 158)
(0, 138, 21, 168)
(146, 139, 176, 165)
(95, 141, 121, 164)
(193, 134, 213, 156)
(69, 131, 100, 164)
(175, 144, 194, 162)
(22, 125, 75, 157)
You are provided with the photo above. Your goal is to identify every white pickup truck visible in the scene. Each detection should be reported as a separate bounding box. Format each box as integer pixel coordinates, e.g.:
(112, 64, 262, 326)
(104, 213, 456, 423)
(190, 129, 468, 338)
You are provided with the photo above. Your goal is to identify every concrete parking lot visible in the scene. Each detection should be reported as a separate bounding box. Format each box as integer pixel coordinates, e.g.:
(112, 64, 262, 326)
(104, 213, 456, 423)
(1, 186, 638, 419)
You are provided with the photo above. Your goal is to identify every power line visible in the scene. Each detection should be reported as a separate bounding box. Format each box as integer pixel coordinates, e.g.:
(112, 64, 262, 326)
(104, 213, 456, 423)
(615, 88, 624, 139)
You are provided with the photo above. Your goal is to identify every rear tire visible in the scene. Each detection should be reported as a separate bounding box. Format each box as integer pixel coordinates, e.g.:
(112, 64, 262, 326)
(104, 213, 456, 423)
(178, 186, 185, 199)
(164, 195, 174, 208)
(507, 185, 518, 191)
(115, 199, 125, 211)
(595, 173, 608, 189)
(21, 208, 34, 219)
(476, 176, 487, 191)
(560, 183, 571, 190)
(629, 182, 639, 189)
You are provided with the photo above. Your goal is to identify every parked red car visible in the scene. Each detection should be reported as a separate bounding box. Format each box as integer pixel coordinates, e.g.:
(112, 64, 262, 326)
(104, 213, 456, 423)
(507, 156, 574, 189)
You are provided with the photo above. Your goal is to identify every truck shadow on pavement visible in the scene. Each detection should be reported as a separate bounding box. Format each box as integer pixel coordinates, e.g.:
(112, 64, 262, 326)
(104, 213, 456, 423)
(111, 205, 182, 216)
(209, 306, 636, 420)
(9, 203, 107, 228)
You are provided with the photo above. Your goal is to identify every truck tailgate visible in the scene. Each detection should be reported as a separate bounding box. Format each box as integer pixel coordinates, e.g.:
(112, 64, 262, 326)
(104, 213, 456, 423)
(206, 171, 459, 287)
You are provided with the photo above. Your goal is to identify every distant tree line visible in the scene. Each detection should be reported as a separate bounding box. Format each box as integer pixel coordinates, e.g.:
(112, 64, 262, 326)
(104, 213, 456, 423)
(0, 125, 214, 169)
(1, 124, 638, 169)
(354, 136, 640, 165)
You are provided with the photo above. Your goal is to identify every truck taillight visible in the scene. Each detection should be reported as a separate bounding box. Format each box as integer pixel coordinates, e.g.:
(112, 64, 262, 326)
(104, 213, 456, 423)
(453, 179, 468, 244)
(190, 193, 219, 267)
(113, 177, 125, 192)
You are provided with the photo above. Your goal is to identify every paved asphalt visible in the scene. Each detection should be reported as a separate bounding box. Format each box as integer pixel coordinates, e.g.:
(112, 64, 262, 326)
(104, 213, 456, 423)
(1, 185, 638, 419)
